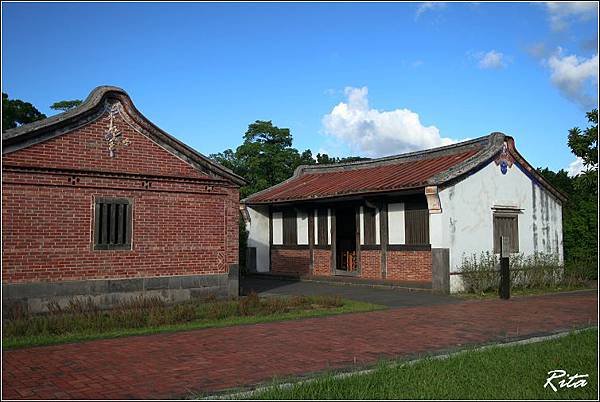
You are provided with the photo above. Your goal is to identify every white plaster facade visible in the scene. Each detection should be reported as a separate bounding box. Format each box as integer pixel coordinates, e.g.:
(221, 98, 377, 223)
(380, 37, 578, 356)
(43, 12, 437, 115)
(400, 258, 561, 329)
(388, 203, 406, 245)
(429, 160, 563, 292)
(247, 205, 271, 272)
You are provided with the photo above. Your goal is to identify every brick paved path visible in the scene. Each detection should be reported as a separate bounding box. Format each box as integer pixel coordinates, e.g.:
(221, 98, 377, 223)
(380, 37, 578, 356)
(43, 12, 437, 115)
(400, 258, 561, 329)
(2, 291, 597, 399)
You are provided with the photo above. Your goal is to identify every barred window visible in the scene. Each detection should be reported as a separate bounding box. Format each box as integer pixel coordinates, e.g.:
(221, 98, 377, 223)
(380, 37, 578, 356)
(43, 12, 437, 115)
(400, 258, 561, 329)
(94, 198, 132, 250)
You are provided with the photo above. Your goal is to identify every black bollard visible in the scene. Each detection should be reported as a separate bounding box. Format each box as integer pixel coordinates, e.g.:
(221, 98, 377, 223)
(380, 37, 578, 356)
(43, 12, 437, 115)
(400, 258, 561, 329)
(499, 236, 510, 299)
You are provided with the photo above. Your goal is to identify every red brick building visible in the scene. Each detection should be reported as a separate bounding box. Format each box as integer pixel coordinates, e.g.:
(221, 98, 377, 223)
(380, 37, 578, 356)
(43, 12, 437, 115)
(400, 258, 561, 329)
(2, 86, 245, 312)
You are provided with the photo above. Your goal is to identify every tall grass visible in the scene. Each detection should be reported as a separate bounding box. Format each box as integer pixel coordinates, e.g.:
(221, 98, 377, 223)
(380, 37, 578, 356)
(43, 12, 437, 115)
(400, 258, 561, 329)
(3, 293, 344, 340)
(459, 251, 583, 294)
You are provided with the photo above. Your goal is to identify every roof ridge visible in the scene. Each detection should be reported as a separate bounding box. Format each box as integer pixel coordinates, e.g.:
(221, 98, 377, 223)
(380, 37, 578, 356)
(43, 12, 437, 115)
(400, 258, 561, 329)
(295, 132, 501, 176)
(3, 86, 125, 140)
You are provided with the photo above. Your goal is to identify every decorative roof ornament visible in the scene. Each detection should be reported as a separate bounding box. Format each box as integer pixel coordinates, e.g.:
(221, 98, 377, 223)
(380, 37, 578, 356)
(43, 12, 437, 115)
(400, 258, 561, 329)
(104, 102, 130, 157)
(494, 141, 514, 175)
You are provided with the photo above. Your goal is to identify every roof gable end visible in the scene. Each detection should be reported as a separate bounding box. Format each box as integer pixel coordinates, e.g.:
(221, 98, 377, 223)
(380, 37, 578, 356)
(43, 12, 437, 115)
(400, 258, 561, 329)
(2, 86, 246, 186)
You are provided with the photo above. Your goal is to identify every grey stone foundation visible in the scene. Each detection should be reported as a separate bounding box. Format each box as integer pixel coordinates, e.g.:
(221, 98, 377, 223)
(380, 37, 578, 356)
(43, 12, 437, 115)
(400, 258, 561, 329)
(3, 269, 239, 314)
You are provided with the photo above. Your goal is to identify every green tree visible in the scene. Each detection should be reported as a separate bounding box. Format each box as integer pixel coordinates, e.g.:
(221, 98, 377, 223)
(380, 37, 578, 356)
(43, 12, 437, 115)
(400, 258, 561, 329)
(211, 120, 314, 198)
(50, 99, 82, 112)
(568, 109, 598, 193)
(538, 109, 598, 280)
(2, 92, 46, 131)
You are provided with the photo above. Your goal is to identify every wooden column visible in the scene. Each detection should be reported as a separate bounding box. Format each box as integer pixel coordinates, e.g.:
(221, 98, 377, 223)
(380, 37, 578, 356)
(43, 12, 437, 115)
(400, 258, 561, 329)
(379, 203, 388, 279)
(308, 208, 315, 275)
(355, 206, 361, 275)
(330, 208, 336, 274)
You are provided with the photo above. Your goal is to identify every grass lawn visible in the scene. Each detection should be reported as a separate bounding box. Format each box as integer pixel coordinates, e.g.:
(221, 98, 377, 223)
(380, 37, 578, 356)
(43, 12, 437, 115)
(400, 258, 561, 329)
(3, 294, 384, 350)
(248, 329, 598, 400)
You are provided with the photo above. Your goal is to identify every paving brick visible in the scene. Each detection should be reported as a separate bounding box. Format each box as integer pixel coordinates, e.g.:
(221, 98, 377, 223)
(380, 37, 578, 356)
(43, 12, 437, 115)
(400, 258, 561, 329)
(1, 291, 596, 399)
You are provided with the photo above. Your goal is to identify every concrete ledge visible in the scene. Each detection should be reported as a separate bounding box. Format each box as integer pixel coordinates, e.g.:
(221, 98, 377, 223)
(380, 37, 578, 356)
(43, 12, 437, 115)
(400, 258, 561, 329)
(3, 273, 230, 313)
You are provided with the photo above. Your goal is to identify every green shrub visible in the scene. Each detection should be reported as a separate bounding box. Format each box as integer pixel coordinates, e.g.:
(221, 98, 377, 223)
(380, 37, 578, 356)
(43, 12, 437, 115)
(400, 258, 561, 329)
(460, 251, 500, 294)
(459, 251, 569, 294)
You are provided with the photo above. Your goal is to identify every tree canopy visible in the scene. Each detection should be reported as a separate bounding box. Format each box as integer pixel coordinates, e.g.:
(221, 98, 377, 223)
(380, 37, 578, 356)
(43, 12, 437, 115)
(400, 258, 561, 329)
(211, 120, 366, 198)
(2, 92, 47, 131)
(50, 99, 82, 112)
(568, 109, 598, 193)
(538, 108, 598, 280)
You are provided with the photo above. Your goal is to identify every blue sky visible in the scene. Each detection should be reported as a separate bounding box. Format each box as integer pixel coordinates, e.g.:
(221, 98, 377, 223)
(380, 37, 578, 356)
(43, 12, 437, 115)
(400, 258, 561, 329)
(2, 2, 598, 173)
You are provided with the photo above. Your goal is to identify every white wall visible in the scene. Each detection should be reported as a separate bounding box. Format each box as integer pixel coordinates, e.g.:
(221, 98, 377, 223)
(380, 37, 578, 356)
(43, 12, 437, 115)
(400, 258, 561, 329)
(375, 209, 381, 244)
(327, 208, 332, 245)
(246, 206, 271, 272)
(297, 210, 309, 245)
(430, 161, 564, 292)
(314, 209, 319, 244)
(388, 203, 405, 244)
(359, 207, 364, 245)
(272, 211, 283, 245)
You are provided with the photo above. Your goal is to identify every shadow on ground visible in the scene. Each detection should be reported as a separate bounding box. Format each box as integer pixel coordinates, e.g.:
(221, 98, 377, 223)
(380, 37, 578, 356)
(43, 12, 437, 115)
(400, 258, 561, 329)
(240, 276, 459, 308)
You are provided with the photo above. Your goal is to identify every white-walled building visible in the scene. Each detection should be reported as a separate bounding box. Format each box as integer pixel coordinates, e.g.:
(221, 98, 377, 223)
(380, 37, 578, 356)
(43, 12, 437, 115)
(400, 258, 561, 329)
(242, 133, 565, 293)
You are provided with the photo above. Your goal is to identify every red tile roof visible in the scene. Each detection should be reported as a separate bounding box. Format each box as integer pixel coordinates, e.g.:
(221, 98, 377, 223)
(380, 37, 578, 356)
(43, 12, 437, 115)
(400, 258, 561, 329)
(243, 132, 567, 204)
(245, 135, 498, 204)
(249, 149, 481, 203)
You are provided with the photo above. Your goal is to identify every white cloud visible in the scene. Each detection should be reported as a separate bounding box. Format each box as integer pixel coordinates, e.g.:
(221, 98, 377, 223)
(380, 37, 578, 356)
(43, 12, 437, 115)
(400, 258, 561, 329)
(415, 2, 446, 20)
(322, 86, 459, 157)
(567, 156, 586, 177)
(547, 49, 598, 109)
(545, 2, 598, 31)
(475, 50, 508, 69)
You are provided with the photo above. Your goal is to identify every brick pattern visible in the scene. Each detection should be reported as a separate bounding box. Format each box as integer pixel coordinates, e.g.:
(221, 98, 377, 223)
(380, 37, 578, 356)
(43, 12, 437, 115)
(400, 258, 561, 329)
(1, 292, 596, 399)
(360, 250, 381, 279)
(271, 248, 310, 276)
(313, 249, 332, 276)
(386, 250, 432, 282)
(2, 110, 210, 179)
(2, 108, 239, 284)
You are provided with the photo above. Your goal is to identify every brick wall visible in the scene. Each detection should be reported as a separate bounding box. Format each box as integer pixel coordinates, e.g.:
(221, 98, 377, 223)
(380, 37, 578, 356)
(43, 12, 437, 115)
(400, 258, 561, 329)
(2, 108, 239, 284)
(360, 250, 381, 279)
(271, 248, 310, 276)
(386, 250, 432, 282)
(313, 249, 332, 277)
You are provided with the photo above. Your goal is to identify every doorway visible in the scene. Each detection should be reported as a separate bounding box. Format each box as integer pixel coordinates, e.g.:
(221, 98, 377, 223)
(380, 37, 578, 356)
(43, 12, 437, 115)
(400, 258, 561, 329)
(335, 206, 357, 274)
